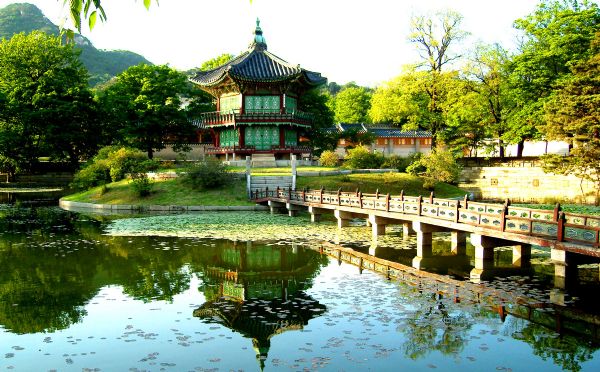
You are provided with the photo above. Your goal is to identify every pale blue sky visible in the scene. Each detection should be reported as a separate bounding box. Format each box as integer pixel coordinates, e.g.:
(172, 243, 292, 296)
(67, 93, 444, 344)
(0, 0, 543, 86)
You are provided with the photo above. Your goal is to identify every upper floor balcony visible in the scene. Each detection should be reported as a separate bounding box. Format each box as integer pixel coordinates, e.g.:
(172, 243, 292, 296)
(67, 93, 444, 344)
(195, 109, 313, 128)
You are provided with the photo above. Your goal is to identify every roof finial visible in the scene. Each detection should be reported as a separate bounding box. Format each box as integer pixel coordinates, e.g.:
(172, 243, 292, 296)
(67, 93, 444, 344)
(251, 17, 267, 50)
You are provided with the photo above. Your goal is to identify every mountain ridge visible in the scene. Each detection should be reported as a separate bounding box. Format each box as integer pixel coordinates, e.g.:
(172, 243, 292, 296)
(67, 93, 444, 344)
(0, 2, 152, 86)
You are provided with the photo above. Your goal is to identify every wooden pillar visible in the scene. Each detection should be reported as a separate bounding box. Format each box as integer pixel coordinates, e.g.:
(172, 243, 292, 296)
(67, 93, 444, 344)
(279, 126, 285, 148)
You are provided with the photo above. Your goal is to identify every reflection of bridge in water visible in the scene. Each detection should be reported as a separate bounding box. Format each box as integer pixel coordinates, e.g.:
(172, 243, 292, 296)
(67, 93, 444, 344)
(253, 188, 600, 286)
(312, 241, 600, 343)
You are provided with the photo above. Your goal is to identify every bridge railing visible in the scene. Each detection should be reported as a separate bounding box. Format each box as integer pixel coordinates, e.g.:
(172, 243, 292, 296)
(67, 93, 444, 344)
(251, 187, 599, 248)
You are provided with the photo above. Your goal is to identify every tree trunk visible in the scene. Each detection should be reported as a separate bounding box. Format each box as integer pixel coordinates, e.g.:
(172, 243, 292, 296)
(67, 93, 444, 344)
(498, 139, 505, 159)
(516, 140, 524, 158)
(147, 147, 154, 160)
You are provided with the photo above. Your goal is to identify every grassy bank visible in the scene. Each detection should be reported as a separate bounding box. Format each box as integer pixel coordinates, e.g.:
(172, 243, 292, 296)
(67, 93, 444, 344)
(62, 171, 467, 206)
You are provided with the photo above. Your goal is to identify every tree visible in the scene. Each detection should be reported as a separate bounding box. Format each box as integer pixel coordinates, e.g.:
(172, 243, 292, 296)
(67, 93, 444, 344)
(0, 31, 101, 175)
(333, 85, 372, 123)
(541, 33, 600, 204)
(408, 10, 468, 148)
(299, 88, 336, 156)
(505, 0, 600, 157)
(99, 64, 195, 159)
(454, 44, 512, 158)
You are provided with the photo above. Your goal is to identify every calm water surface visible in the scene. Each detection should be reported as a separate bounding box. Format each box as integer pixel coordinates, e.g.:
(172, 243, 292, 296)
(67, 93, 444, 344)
(0, 207, 599, 371)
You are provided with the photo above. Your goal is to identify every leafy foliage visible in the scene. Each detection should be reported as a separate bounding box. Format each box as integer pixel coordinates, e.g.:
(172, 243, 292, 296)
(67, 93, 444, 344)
(332, 84, 372, 124)
(99, 64, 196, 159)
(299, 88, 336, 156)
(71, 146, 157, 190)
(130, 172, 153, 197)
(343, 145, 384, 169)
(319, 150, 340, 167)
(411, 148, 462, 189)
(504, 0, 600, 154)
(0, 31, 102, 176)
(182, 158, 234, 190)
(382, 154, 417, 172)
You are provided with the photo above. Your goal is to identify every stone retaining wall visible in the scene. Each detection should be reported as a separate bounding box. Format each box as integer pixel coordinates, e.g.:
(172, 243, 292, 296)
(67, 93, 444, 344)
(59, 199, 268, 212)
(459, 166, 597, 204)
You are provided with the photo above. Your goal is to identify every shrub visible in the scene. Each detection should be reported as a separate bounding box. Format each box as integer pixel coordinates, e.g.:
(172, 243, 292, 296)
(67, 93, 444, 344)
(71, 159, 111, 189)
(182, 158, 233, 190)
(382, 155, 413, 172)
(406, 153, 426, 176)
(71, 146, 160, 190)
(420, 149, 462, 185)
(409, 148, 462, 189)
(319, 150, 339, 167)
(130, 172, 153, 197)
(106, 148, 149, 181)
(344, 145, 384, 169)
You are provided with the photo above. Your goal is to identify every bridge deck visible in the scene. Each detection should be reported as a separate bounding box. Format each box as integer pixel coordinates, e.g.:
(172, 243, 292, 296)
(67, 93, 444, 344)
(252, 188, 600, 257)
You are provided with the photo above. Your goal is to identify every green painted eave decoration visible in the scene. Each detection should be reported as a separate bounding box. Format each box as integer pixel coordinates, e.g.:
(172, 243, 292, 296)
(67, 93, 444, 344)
(242, 122, 310, 128)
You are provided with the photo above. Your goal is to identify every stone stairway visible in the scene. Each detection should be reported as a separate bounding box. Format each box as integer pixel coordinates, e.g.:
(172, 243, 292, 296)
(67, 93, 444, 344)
(249, 175, 294, 194)
(251, 154, 277, 167)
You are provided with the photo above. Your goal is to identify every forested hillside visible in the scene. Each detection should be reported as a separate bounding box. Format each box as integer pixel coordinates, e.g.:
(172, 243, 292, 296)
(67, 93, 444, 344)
(0, 3, 151, 86)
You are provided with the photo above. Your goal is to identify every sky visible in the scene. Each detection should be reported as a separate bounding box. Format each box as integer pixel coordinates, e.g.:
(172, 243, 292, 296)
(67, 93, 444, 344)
(0, 0, 545, 87)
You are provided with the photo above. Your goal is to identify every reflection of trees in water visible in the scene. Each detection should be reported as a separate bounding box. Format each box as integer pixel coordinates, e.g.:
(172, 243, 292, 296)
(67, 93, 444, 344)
(396, 291, 472, 359)
(0, 218, 328, 335)
(510, 316, 594, 372)
(0, 233, 98, 334)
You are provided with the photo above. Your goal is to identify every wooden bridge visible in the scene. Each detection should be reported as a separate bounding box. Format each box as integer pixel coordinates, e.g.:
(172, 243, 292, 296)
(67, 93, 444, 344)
(251, 187, 600, 284)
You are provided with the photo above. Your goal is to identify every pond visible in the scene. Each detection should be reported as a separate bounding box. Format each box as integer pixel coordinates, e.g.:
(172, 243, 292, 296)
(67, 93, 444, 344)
(1, 207, 600, 371)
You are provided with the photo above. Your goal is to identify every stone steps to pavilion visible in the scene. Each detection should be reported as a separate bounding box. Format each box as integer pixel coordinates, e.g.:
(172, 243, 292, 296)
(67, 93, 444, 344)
(249, 175, 293, 193)
(251, 154, 277, 168)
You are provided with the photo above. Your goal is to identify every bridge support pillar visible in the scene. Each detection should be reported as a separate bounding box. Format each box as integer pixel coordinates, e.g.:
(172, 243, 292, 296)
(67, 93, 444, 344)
(411, 222, 449, 269)
(470, 234, 502, 281)
(368, 214, 389, 238)
(512, 244, 531, 267)
(551, 248, 579, 289)
(365, 218, 372, 227)
(286, 202, 302, 217)
(403, 223, 415, 240)
(268, 200, 286, 214)
(308, 206, 327, 223)
(334, 210, 354, 228)
(451, 231, 467, 255)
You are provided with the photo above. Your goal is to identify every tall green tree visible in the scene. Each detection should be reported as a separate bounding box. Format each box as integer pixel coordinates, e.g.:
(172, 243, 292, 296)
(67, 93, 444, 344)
(408, 10, 468, 148)
(0, 31, 100, 175)
(299, 88, 336, 156)
(100, 64, 196, 159)
(457, 44, 512, 158)
(505, 0, 600, 156)
(542, 32, 600, 203)
(333, 84, 372, 123)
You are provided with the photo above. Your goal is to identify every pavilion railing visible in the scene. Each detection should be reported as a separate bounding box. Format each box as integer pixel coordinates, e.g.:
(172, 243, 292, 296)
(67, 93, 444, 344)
(250, 188, 600, 248)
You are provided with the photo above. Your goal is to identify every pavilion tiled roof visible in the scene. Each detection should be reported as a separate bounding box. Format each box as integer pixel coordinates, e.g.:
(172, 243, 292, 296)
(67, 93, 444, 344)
(331, 123, 431, 138)
(191, 20, 326, 87)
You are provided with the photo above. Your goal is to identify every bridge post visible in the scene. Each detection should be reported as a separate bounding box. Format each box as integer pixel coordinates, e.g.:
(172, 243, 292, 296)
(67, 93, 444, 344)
(411, 222, 450, 269)
(451, 231, 467, 255)
(512, 244, 531, 267)
(368, 214, 387, 239)
(308, 206, 326, 223)
(334, 210, 353, 228)
(551, 248, 578, 289)
(469, 234, 499, 281)
(286, 202, 302, 217)
(403, 222, 415, 240)
(268, 200, 286, 214)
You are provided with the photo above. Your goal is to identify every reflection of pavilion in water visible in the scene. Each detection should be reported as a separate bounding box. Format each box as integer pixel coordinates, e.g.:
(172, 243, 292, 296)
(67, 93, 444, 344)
(193, 241, 327, 370)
